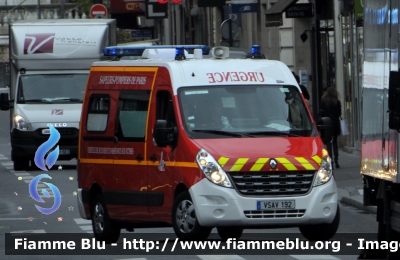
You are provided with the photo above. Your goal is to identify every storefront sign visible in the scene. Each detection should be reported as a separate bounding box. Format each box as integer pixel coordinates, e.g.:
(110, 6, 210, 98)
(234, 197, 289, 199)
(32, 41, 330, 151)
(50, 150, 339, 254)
(232, 3, 258, 13)
(285, 4, 313, 18)
(110, 0, 144, 13)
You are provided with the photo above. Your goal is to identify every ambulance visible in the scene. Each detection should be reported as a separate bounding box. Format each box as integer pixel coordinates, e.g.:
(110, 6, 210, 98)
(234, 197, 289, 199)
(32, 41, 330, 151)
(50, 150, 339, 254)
(77, 45, 339, 243)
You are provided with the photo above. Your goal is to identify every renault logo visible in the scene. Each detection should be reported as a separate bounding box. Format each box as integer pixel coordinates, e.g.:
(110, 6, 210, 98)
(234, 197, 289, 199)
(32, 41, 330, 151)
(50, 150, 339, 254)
(269, 159, 278, 169)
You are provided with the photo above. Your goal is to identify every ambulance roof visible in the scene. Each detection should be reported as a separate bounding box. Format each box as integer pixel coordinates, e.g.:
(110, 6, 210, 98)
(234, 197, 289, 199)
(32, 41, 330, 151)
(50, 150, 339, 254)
(91, 58, 299, 95)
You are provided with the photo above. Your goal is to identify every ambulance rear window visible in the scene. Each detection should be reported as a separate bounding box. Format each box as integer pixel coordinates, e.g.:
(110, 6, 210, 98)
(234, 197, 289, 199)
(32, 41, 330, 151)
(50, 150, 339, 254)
(87, 94, 110, 132)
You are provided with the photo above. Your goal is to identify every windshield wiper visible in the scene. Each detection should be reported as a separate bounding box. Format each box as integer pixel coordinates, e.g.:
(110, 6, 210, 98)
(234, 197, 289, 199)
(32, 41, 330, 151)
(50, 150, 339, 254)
(23, 99, 53, 103)
(53, 98, 83, 103)
(192, 129, 254, 138)
(52, 98, 83, 103)
(247, 131, 302, 137)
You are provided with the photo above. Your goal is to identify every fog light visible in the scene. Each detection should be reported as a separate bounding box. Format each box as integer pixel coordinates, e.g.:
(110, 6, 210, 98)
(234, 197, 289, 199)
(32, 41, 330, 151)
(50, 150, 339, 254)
(214, 209, 224, 218)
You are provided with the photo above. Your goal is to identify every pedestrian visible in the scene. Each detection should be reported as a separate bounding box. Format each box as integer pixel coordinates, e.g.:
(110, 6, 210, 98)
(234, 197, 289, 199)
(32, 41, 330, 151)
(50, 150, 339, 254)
(292, 72, 310, 101)
(320, 87, 342, 168)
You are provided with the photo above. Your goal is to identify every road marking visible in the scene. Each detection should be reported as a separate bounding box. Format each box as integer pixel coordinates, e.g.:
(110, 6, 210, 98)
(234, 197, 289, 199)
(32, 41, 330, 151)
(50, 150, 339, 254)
(10, 229, 46, 233)
(74, 218, 93, 233)
(290, 256, 340, 260)
(114, 258, 147, 260)
(0, 218, 36, 221)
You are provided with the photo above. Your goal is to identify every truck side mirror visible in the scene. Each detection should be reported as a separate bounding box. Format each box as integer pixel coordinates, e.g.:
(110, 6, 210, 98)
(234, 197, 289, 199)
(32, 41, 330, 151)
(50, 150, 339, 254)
(153, 119, 176, 147)
(389, 71, 400, 132)
(0, 93, 10, 111)
(316, 117, 333, 145)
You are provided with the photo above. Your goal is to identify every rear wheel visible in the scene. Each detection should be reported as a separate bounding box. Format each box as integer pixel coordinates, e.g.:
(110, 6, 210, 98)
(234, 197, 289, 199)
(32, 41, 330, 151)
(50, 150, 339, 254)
(13, 157, 29, 171)
(172, 191, 212, 241)
(91, 194, 120, 244)
(299, 205, 340, 241)
(217, 226, 243, 240)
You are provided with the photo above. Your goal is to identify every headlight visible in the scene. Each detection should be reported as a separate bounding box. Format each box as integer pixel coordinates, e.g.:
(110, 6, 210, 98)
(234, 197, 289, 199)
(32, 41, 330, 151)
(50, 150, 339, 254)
(314, 148, 333, 186)
(14, 115, 29, 131)
(196, 148, 232, 188)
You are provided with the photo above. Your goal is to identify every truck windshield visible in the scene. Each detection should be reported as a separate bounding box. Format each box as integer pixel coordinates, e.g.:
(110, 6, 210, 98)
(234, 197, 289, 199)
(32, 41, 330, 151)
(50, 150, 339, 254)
(17, 74, 88, 104)
(178, 85, 316, 138)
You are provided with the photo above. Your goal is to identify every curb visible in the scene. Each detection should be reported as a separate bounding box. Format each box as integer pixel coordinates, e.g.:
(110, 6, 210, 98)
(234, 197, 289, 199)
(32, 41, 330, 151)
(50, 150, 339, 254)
(340, 196, 377, 214)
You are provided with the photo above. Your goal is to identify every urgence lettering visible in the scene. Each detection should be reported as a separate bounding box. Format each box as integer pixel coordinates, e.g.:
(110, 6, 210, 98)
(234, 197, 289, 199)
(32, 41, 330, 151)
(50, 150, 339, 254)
(99, 76, 147, 85)
(206, 72, 265, 83)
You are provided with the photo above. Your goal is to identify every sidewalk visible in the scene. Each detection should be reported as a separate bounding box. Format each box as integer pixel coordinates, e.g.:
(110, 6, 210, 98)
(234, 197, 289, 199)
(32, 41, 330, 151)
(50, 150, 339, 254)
(334, 148, 377, 214)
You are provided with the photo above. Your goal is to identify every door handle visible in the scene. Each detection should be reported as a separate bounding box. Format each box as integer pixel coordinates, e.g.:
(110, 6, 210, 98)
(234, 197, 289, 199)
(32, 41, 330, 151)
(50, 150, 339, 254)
(149, 154, 157, 162)
(136, 154, 144, 161)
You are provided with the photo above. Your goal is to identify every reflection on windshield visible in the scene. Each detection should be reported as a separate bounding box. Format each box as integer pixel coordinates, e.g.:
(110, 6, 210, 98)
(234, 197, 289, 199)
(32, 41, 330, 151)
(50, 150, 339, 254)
(179, 85, 315, 138)
(17, 74, 88, 104)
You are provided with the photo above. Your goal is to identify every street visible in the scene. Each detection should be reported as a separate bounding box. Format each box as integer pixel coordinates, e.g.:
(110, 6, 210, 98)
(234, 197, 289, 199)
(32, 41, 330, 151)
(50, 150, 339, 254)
(0, 111, 378, 260)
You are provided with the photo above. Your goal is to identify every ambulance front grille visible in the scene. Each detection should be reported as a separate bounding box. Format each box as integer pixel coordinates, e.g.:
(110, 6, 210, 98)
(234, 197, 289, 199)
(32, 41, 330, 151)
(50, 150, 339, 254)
(228, 171, 315, 196)
(244, 209, 306, 219)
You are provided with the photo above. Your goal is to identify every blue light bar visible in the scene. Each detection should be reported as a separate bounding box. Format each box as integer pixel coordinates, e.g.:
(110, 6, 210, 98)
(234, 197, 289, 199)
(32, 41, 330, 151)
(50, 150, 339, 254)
(103, 45, 211, 57)
(251, 45, 263, 59)
(175, 46, 186, 60)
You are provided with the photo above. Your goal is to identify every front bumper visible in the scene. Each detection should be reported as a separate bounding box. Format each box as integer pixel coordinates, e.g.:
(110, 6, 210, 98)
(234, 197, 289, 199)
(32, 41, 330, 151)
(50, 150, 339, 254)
(11, 128, 78, 160)
(190, 177, 338, 227)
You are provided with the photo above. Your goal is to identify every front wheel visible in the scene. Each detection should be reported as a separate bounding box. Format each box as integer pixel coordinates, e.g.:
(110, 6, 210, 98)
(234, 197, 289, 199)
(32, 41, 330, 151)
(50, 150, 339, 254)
(172, 191, 212, 241)
(91, 194, 120, 244)
(299, 205, 340, 241)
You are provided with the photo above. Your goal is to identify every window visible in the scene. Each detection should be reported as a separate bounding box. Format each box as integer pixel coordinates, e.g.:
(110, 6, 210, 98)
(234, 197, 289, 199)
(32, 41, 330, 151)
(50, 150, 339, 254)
(156, 91, 176, 127)
(116, 90, 150, 142)
(87, 94, 110, 132)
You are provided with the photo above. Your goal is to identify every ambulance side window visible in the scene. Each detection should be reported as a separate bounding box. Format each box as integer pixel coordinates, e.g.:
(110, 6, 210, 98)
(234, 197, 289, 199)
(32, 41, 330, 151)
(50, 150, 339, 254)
(86, 94, 110, 132)
(116, 90, 150, 142)
(156, 91, 176, 128)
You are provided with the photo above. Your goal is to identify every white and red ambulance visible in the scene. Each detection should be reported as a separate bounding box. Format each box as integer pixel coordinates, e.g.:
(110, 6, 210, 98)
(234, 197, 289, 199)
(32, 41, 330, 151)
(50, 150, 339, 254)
(77, 45, 338, 243)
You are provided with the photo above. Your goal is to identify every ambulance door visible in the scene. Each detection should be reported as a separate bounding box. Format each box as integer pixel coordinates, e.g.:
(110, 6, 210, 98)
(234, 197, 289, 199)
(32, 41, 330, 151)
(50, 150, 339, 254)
(147, 89, 178, 221)
(111, 90, 150, 220)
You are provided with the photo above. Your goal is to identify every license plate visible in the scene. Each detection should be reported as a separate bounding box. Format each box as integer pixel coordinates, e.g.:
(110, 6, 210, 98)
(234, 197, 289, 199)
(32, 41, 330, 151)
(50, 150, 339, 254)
(257, 200, 295, 210)
(59, 149, 70, 155)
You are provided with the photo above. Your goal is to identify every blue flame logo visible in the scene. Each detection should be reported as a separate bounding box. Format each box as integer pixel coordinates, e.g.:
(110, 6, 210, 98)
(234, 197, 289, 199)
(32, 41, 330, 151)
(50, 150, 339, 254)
(34, 125, 60, 171)
(29, 174, 62, 215)
(30, 125, 62, 214)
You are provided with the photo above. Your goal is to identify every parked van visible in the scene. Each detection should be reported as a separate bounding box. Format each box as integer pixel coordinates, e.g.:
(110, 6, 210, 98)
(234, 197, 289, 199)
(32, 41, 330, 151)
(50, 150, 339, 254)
(77, 45, 337, 243)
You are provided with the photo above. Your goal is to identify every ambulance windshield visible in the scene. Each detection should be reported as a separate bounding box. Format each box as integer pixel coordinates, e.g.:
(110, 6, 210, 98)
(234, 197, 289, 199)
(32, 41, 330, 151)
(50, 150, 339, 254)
(179, 85, 316, 138)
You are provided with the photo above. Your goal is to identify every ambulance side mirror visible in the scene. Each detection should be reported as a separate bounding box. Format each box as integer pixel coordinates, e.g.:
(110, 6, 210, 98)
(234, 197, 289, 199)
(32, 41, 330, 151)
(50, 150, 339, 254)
(316, 117, 333, 145)
(153, 119, 176, 147)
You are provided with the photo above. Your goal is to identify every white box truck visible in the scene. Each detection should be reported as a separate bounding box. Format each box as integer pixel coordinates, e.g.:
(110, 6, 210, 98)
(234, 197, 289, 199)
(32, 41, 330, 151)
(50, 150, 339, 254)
(0, 19, 116, 170)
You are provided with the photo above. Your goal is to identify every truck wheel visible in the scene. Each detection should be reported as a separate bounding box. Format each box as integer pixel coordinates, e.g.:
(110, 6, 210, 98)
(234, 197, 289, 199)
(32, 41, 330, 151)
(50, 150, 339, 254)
(91, 194, 120, 244)
(299, 205, 340, 241)
(217, 226, 243, 240)
(13, 157, 29, 171)
(172, 191, 212, 241)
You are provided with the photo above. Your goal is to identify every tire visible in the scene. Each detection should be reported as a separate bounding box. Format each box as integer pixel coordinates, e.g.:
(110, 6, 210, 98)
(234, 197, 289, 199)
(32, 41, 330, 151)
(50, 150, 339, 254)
(217, 226, 243, 240)
(172, 191, 212, 241)
(91, 194, 120, 244)
(299, 205, 340, 241)
(13, 157, 29, 171)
